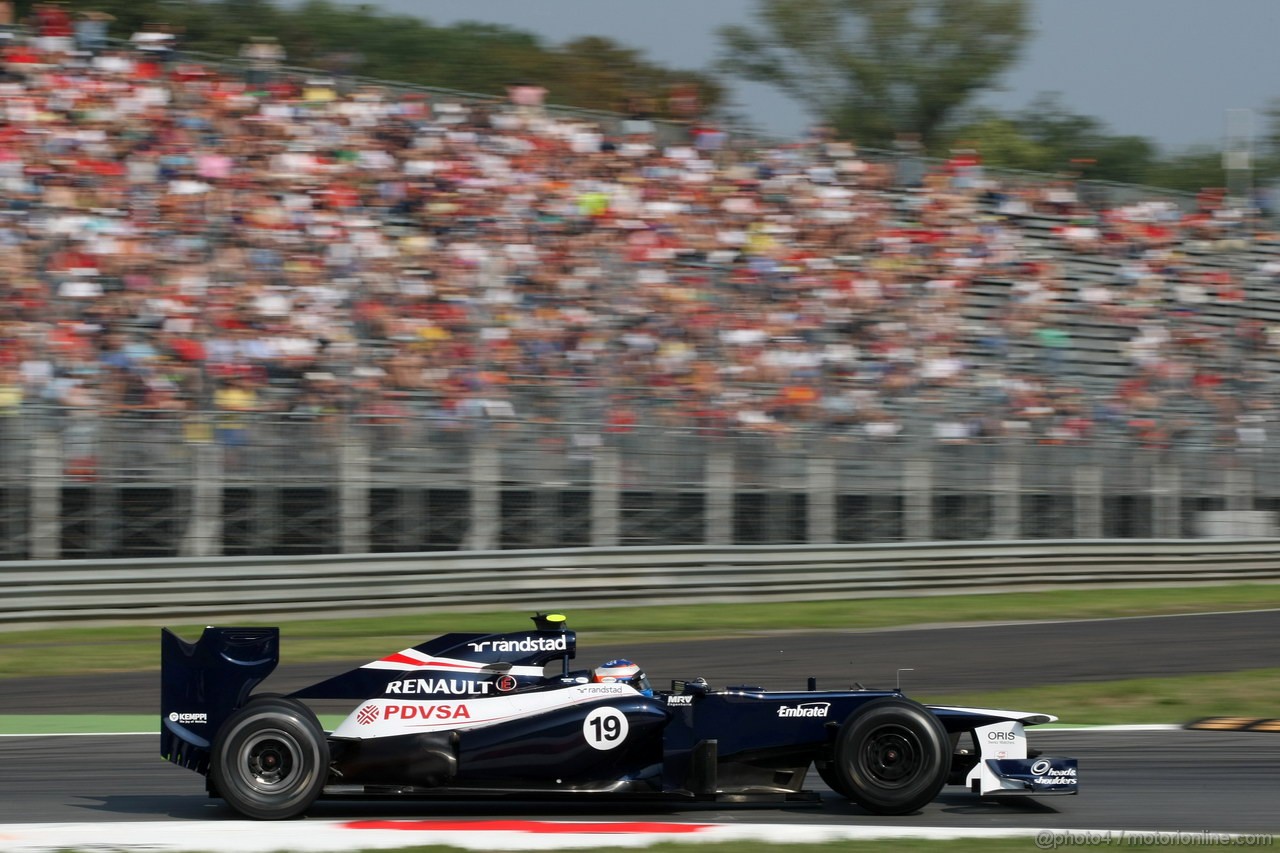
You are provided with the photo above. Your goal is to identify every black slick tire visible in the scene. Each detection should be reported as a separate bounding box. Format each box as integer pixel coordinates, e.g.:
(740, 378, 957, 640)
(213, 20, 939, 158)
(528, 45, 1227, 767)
(209, 696, 329, 820)
(813, 759, 856, 798)
(831, 697, 950, 815)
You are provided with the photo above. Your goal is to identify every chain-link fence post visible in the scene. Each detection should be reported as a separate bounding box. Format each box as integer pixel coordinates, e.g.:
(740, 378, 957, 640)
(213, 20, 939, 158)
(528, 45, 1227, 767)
(339, 421, 371, 554)
(180, 441, 223, 557)
(992, 455, 1021, 540)
(31, 425, 62, 560)
(467, 433, 499, 551)
(806, 451, 837, 545)
(705, 443, 733, 546)
(903, 453, 933, 542)
(1153, 462, 1181, 539)
(1073, 463, 1104, 539)
(591, 442, 620, 547)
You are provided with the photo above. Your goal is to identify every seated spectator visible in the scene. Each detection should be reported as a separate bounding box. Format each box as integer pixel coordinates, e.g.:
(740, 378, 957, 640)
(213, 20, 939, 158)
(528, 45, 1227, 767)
(0, 23, 1267, 455)
(74, 10, 112, 55)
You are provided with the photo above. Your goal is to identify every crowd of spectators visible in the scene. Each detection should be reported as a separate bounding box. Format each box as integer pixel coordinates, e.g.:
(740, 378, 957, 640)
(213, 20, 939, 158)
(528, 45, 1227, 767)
(0, 11, 1277, 460)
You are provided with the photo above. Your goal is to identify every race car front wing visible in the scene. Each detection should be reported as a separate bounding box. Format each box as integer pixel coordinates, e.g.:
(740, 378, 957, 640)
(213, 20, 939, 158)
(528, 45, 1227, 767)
(963, 719, 1078, 797)
(979, 757, 1079, 796)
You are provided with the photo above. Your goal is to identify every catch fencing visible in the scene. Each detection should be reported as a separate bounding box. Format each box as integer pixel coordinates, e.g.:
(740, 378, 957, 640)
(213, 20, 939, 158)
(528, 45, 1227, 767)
(2, 411, 1279, 561)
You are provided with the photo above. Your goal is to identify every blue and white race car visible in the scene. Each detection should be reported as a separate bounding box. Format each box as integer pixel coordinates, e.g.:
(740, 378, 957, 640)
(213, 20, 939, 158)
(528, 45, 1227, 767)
(161, 613, 1077, 819)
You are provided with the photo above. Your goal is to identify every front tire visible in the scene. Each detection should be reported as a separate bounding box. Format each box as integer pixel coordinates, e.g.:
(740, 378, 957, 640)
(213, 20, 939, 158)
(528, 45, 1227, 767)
(210, 697, 329, 820)
(831, 697, 950, 815)
(813, 759, 855, 798)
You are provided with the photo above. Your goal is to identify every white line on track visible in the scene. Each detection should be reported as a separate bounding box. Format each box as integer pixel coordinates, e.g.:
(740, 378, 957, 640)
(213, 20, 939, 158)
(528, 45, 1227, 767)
(0, 819, 1046, 852)
(1042, 724, 1182, 731)
(1, 820, 1272, 853)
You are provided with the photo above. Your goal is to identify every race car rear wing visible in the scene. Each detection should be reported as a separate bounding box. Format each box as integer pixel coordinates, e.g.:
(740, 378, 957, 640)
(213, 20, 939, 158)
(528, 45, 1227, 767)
(160, 627, 279, 775)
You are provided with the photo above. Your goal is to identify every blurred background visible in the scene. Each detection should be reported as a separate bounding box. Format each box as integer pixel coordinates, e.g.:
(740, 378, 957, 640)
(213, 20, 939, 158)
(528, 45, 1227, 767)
(3, 0, 1280, 560)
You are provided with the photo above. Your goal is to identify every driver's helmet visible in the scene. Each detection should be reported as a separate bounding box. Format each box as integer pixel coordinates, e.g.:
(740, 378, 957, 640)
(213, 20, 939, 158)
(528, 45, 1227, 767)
(592, 659, 652, 696)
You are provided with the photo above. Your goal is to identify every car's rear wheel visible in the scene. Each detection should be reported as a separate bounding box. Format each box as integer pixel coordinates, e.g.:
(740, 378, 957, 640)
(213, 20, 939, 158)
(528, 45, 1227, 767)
(831, 697, 950, 815)
(209, 696, 329, 820)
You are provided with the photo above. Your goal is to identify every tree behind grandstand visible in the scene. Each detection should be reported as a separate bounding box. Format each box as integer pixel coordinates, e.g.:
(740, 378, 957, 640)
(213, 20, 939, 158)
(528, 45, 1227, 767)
(718, 0, 1029, 150)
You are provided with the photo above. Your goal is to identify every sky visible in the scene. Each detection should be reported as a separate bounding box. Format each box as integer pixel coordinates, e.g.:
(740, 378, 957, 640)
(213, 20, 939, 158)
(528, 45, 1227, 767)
(362, 0, 1280, 153)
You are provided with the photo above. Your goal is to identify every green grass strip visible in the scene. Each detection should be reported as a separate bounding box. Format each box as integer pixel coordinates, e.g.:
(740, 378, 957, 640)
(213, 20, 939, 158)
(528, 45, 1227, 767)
(0, 715, 154, 735)
(0, 714, 351, 735)
(209, 838, 1280, 853)
(920, 666, 1280, 726)
(337, 844, 1045, 853)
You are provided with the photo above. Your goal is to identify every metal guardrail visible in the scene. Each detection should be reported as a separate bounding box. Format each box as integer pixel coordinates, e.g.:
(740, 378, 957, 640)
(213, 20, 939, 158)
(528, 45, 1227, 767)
(3, 540, 1278, 629)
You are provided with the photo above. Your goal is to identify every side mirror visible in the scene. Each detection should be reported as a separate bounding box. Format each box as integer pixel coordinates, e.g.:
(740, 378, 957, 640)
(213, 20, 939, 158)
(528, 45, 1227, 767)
(671, 677, 709, 695)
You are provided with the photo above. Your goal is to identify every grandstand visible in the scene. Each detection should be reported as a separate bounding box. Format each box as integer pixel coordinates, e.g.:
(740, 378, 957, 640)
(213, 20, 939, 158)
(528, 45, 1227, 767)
(950, 203, 1280, 444)
(2, 25, 1279, 559)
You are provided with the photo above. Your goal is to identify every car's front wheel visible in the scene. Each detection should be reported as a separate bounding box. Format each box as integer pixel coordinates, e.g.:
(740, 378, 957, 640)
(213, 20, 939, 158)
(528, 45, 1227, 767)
(209, 697, 329, 820)
(813, 758, 855, 798)
(830, 697, 950, 815)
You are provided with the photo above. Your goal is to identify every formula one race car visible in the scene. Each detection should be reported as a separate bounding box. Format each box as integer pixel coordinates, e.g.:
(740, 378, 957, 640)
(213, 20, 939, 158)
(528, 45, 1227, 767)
(160, 614, 1078, 819)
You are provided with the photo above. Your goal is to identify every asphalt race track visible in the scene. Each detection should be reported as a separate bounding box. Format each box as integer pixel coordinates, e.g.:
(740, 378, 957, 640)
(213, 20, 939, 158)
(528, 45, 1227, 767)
(2, 611, 1278, 835)
(1, 729, 1278, 834)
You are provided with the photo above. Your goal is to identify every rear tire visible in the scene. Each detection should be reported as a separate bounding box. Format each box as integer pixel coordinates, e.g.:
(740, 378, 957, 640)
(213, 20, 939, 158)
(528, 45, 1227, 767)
(831, 697, 950, 815)
(210, 697, 329, 820)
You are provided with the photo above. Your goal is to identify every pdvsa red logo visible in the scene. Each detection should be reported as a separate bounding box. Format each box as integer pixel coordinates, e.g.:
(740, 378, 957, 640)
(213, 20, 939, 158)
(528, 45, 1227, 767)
(385, 704, 471, 721)
(356, 704, 380, 725)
